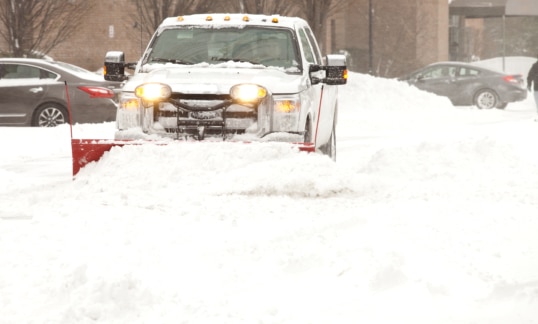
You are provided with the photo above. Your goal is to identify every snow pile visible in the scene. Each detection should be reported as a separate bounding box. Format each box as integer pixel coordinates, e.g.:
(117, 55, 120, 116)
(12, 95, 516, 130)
(1, 71, 538, 324)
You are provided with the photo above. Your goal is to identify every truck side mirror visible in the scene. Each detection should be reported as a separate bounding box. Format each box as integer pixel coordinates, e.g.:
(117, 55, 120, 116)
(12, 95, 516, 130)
(324, 54, 348, 85)
(309, 64, 324, 85)
(104, 51, 127, 82)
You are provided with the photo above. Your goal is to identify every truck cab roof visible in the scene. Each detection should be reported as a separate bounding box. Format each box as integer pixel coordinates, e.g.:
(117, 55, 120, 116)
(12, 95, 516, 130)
(159, 13, 309, 30)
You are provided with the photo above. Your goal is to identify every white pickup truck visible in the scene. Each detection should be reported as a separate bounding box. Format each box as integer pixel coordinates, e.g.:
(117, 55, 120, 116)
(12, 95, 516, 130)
(104, 13, 347, 159)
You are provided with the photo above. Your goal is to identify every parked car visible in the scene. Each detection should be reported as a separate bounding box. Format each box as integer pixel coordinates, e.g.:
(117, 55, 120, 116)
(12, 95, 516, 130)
(0, 58, 123, 127)
(399, 62, 527, 109)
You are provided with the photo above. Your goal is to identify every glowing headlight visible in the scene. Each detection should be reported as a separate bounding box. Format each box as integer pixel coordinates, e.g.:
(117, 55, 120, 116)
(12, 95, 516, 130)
(230, 84, 267, 103)
(134, 83, 172, 102)
(120, 98, 141, 110)
(274, 98, 300, 113)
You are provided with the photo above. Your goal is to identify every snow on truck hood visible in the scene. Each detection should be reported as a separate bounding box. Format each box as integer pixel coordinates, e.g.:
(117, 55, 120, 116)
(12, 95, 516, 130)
(123, 63, 306, 95)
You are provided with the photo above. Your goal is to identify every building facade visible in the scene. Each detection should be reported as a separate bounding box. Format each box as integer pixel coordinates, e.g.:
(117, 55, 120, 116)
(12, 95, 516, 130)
(1, 0, 449, 78)
(324, 0, 448, 77)
(46, 0, 147, 72)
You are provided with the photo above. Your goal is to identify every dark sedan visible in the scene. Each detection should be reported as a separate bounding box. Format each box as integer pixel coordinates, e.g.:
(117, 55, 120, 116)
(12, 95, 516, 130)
(0, 58, 122, 126)
(399, 62, 527, 109)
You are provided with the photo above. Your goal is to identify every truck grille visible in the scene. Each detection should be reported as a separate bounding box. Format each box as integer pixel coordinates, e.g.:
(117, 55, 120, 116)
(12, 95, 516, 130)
(157, 94, 257, 139)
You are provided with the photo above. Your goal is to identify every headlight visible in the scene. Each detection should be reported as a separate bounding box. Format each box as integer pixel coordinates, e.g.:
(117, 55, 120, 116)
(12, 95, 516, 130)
(135, 83, 172, 102)
(230, 84, 267, 104)
(272, 95, 301, 132)
(274, 97, 300, 113)
(119, 92, 142, 110)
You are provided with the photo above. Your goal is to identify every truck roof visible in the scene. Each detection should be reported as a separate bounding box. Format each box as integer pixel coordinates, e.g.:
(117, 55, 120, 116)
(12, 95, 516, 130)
(159, 13, 308, 30)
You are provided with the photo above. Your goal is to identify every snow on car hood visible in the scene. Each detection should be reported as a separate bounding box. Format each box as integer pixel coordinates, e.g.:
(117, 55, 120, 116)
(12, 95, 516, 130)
(123, 63, 307, 95)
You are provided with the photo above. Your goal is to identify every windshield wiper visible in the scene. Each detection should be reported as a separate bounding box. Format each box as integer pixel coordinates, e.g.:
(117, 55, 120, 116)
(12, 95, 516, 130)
(212, 57, 265, 66)
(150, 57, 194, 65)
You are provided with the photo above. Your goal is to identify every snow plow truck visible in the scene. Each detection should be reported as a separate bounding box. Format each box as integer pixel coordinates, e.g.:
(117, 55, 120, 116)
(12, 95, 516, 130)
(71, 13, 347, 175)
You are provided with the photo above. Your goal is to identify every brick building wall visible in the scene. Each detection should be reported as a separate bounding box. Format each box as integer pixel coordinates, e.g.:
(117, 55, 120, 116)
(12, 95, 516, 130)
(332, 0, 448, 77)
(48, 0, 147, 72)
(1, 0, 448, 77)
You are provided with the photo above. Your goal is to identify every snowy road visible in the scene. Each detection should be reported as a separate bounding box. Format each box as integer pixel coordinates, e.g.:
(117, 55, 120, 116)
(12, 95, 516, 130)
(1, 72, 538, 323)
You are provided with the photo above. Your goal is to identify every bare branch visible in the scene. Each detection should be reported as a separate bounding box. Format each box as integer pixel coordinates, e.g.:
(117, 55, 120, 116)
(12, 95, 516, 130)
(0, 0, 92, 57)
(232, 0, 298, 15)
(130, 0, 231, 37)
(294, 0, 345, 54)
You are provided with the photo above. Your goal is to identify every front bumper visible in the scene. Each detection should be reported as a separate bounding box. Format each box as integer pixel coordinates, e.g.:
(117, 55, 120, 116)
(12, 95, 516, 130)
(116, 90, 303, 141)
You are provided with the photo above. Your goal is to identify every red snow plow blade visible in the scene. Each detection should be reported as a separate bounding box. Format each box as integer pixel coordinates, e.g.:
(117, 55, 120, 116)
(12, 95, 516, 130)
(71, 139, 315, 176)
(71, 139, 130, 176)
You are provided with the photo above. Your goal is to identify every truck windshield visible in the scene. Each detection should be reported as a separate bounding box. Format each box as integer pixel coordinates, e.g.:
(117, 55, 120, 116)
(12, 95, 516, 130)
(145, 26, 300, 71)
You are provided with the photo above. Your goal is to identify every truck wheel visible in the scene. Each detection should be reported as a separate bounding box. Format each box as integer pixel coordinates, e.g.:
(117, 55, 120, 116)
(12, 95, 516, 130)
(320, 123, 336, 161)
(304, 117, 312, 143)
(32, 103, 67, 127)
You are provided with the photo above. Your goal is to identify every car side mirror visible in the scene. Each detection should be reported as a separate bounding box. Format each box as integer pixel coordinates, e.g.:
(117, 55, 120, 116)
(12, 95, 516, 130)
(309, 64, 324, 85)
(324, 54, 347, 85)
(104, 51, 128, 82)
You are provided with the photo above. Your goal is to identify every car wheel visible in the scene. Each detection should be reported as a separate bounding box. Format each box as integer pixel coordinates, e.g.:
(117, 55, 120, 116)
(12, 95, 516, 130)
(33, 103, 68, 127)
(474, 89, 498, 109)
(319, 123, 336, 161)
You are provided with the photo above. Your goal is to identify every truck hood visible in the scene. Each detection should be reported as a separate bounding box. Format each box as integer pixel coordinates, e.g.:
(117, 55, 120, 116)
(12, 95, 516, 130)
(123, 64, 308, 95)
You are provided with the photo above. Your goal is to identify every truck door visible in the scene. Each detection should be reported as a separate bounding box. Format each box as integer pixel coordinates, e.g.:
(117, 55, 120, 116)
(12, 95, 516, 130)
(298, 27, 335, 147)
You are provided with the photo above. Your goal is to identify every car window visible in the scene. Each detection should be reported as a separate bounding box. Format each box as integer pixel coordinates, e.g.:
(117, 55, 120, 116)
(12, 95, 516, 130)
(298, 28, 316, 64)
(304, 27, 322, 64)
(54, 61, 92, 74)
(0, 64, 57, 80)
(420, 66, 456, 79)
(458, 67, 480, 77)
(146, 26, 300, 70)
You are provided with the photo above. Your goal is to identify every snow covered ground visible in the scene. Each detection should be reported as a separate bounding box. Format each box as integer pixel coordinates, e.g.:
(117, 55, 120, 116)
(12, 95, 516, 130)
(1, 71, 538, 323)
